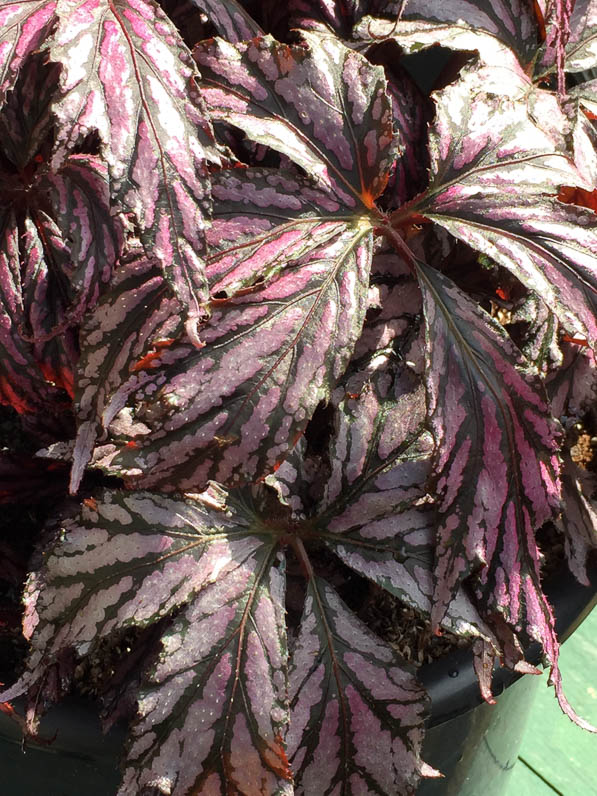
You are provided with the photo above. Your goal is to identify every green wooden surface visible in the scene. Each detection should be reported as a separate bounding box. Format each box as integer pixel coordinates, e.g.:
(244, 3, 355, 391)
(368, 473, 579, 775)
(504, 605, 597, 796)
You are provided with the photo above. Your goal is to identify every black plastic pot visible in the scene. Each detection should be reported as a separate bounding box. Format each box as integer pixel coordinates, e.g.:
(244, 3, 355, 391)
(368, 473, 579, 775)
(416, 561, 597, 795)
(1, 563, 595, 796)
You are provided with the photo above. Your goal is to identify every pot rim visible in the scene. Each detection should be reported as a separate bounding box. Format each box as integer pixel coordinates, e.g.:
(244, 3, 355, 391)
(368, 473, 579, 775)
(419, 558, 597, 728)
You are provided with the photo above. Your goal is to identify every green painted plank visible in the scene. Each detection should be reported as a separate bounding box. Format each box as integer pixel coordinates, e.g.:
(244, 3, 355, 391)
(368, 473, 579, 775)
(508, 606, 597, 796)
(506, 758, 561, 795)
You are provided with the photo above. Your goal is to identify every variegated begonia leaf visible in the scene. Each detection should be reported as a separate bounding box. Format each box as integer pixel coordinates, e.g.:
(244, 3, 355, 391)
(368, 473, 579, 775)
(0, 47, 120, 412)
(191, 0, 263, 42)
(195, 33, 396, 208)
(272, 345, 493, 640)
(120, 522, 289, 795)
(549, 343, 597, 422)
(0, 153, 119, 404)
(287, 0, 373, 38)
(412, 71, 597, 350)
(375, 59, 430, 209)
(97, 167, 373, 491)
(411, 260, 594, 726)
(414, 260, 561, 628)
(508, 291, 562, 377)
(569, 77, 597, 120)
(536, 0, 573, 97)
(48, 0, 219, 345)
(0, 213, 67, 414)
(350, 246, 424, 363)
(556, 452, 597, 587)
(376, 0, 539, 66)
(352, 9, 531, 77)
(70, 256, 183, 493)
(0, 0, 57, 107)
(559, 0, 597, 72)
(0, 489, 293, 790)
(287, 575, 437, 795)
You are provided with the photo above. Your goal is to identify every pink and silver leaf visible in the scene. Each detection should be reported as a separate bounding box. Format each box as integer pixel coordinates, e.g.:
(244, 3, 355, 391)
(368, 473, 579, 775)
(71, 256, 183, 493)
(120, 542, 290, 796)
(288, 576, 437, 795)
(415, 75, 597, 350)
(287, 0, 374, 38)
(539, 0, 574, 97)
(416, 263, 594, 729)
(415, 261, 561, 632)
(0, 212, 72, 415)
(48, 0, 219, 344)
(379, 0, 539, 67)
(548, 343, 597, 422)
(0, 0, 57, 107)
(269, 349, 494, 640)
(352, 14, 528, 79)
(195, 33, 396, 208)
(0, 488, 274, 702)
(99, 168, 373, 492)
(557, 0, 597, 73)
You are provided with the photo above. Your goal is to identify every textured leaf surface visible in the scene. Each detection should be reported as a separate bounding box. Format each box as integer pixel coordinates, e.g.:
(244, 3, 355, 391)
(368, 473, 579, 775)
(287, 576, 433, 795)
(98, 164, 374, 491)
(414, 73, 597, 349)
(562, 0, 597, 72)
(0, 0, 57, 106)
(288, 0, 372, 37)
(0, 213, 66, 414)
(377, 61, 430, 208)
(272, 345, 492, 639)
(352, 12, 529, 76)
(1, 488, 292, 794)
(415, 261, 561, 627)
(195, 33, 396, 207)
(48, 0, 218, 343)
(120, 518, 290, 795)
(557, 453, 597, 586)
(398, 0, 538, 62)
(0, 50, 120, 412)
(1, 489, 271, 687)
(71, 256, 183, 492)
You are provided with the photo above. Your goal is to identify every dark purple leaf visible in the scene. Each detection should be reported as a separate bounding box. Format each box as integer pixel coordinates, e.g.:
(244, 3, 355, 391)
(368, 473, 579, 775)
(0, 450, 68, 503)
(48, 0, 219, 345)
(96, 168, 373, 492)
(288, 575, 438, 794)
(191, 0, 263, 41)
(413, 72, 597, 350)
(371, 58, 430, 209)
(557, 453, 597, 586)
(548, 343, 597, 421)
(287, 0, 373, 38)
(195, 33, 396, 208)
(0, 213, 65, 414)
(0, 51, 120, 414)
(414, 260, 561, 630)
(0, 0, 57, 106)
(416, 261, 595, 729)
(0, 153, 120, 411)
